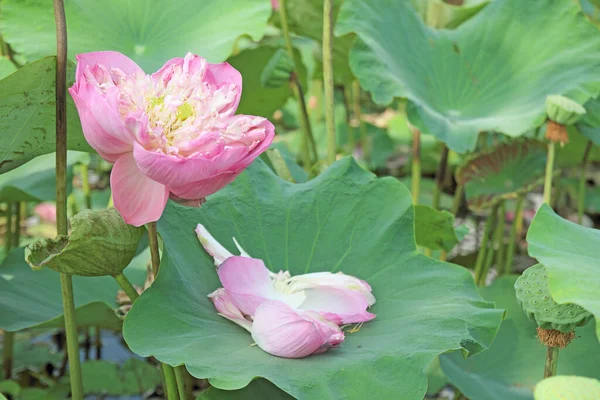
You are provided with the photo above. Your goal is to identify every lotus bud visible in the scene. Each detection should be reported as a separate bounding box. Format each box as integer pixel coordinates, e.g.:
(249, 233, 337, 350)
(25, 208, 144, 277)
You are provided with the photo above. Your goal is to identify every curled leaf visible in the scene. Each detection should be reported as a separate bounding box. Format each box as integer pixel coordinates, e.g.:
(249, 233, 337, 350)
(25, 208, 144, 277)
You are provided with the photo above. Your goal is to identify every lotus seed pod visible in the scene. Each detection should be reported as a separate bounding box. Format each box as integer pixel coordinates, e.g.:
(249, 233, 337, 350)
(514, 264, 592, 333)
(260, 48, 294, 88)
(25, 208, 144, 277)
(534, 376, 600, 400)
(545, 95, 586, 125)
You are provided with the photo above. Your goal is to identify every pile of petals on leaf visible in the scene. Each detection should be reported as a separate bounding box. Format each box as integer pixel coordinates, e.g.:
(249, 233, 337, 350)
(69, 51, 274, 226)
(196, 224, 376, 359)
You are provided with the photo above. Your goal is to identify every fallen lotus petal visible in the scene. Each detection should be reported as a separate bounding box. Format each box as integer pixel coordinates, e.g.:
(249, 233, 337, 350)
(69, 52, 274, 226)
(195, 223, 249, 267)
(251, 300, 345, 359)
(208, 288, 252, 332)
(25, 208, 144, 277)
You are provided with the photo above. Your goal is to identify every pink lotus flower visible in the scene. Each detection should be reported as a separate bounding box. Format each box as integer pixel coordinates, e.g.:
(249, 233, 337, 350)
(198, 224, 375, 358)
(34, 202, 57, 224)
(69, 52, 274, 226)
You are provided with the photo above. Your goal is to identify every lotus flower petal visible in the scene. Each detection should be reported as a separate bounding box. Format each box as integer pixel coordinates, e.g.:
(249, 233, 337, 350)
(110, 153, 169, 227)
(300, 287, 376, 324)
(251, 300, 344, 358)
(287, 271, 376, 306)
(208, 288, 251, 332)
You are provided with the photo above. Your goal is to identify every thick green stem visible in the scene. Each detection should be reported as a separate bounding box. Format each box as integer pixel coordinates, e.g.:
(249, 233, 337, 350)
(53, 1, 83, 398)
(114, 273, 139, 302)
(503, 194, 524, 275)
(279, 0, 317, 168)
(323, 0, 336, 165)
(147, 222, 161, 279)
(162, 364, 179, 400)
(4, 203, 13, 257)
(432, 146, 449, 210)
(543, 347, 559, 378)
(451, 185, 464, 216)
(578, 140, 593, 224)
(352, 80, 368, 160)
(543, 142, 556, 205)
(174, 366, 190, 400)
(313, 79, 323, 122)
(474, 204, 498, 286)
(411, 127, 421, 204)
(81, 164, 92, 209)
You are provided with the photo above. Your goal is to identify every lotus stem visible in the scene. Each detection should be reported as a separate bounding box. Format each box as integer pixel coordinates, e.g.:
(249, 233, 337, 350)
(174, 366, 190, 400)
(1, 330, 14, 380)
(12, 202, 21, 247)
(144, 222, 179, 399)
(147, 222, 161, 278)
(474, 203, 498, 286)
(313, 79, 323, 122)
(451, 185, 464, 216)
(81, 164, 92, 209)
(94, 327, 102, 359)
(53, 1, 83, 398)
(114, 273, 139, 302)
(543, 141, 556, 205)
(432, 146, 449, 210)
(323, 0, 336, 165)
(353, 80, 369, 161)
(4, 203, 13, 258)
(503, 194, 524, 275)
(113, 271, 178, 399)
(544, 346, 559, 378)
(475, 201, 504, 286)
(411, 127, 421, 204)
(494, 201, 506, 273)
(2, 203, 15, 380)
(279, 0, 317, 168)
(577, 140, 593, 224)
(346, 86, 355, 152)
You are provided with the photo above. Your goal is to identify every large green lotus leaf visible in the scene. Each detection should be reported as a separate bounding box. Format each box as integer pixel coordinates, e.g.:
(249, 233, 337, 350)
(534, 376, 600, 400)
(456, 141, 547, 211)
(336, 0, 600, 153)
(0, 57, 16, 80)
(0, 0, 271, 69)
(0, 247, 148, 332)
(198, 379, 293, 399)
(527, 204, 600, 341)
(411, 0, 490, 29)
(272, 0, 354, 84)
(123, 158, 503, 399)
(0, 57, 92, 174)
(0, 152, 87, 203)
(441, 276, 600, 400)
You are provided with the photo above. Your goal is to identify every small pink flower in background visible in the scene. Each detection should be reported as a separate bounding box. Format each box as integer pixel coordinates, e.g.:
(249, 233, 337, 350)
(197, 224, 376, 359)
(69, 52, 274, 226)
(271, 0, 280, 10)
(34, 202, 57, 224)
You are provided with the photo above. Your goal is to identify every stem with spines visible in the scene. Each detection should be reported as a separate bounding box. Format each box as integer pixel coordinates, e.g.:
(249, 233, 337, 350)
(577, 140, 593, 224)
(323, 0, 336, 165)
(543, 141, 556, 205)
(411, 127, 421, 204)
(474, 204, 499, 286)
(503, 194, 524, 275)
(53, 1, 84, 397)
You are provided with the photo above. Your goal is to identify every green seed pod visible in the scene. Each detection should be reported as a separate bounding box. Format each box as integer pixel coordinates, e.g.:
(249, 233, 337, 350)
(260, 49, 294, 88)
(25, 208, 144, 277)
(515, 264, 592, 333)
(535, 376, 600, 400)
(545, 95, 586, 125)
